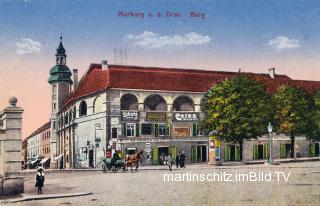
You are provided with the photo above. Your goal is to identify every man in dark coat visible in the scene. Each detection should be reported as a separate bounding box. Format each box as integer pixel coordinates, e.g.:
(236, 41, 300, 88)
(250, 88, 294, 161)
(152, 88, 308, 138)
(180, 151, 186, 168)
(176, 151, 180, 168)
(35, 167, 45, 194)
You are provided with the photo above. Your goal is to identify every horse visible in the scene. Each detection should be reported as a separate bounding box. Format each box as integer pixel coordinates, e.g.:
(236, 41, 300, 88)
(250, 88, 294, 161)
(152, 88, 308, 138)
(126, 149, 144, 172)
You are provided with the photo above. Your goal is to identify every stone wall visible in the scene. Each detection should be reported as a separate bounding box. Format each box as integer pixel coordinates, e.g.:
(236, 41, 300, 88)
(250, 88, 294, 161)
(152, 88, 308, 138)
(0, 97, 24, 195)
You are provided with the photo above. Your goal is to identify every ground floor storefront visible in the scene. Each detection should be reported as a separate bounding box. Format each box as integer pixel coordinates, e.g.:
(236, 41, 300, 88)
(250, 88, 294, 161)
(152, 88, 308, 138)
(117, 138, 209, 165)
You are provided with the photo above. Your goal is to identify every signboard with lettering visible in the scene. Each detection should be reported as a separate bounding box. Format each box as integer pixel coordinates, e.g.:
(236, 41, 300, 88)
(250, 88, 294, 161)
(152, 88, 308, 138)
(121, 111, 139, 121)
(146, 112, 167, 122)
(172, 112, 199, 122)
(173, 127, 190, 137)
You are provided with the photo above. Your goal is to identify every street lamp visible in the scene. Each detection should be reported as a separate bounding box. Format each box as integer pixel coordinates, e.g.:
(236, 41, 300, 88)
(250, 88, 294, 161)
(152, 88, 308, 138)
(267, 122, 273, 164)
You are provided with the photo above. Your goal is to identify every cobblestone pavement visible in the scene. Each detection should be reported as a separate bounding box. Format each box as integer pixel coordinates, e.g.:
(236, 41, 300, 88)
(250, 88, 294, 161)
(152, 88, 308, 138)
(4, 162, 320, 206)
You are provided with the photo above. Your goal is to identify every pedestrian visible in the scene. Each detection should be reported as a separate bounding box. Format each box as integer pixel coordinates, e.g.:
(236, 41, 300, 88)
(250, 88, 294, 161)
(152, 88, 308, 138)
(176, 151, 180, 168)
(180, 151, 186, 168)
(166, 153, 173, 171)
(35, 167, 45, 194)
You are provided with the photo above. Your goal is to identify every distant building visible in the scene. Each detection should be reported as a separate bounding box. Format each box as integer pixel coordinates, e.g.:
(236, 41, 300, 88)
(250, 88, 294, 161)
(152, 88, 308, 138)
(26, 121, 51, 168)
(26, 132, 40, 168)
(39, 121, 51, 168)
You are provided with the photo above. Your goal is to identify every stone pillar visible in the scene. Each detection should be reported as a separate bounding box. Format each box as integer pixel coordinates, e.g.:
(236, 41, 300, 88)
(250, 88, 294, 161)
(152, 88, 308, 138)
(0, 97, 24, 195)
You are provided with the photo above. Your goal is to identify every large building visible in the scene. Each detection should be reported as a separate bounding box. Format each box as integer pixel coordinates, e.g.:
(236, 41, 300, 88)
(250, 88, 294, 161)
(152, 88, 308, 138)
(21, 38, 320, 169)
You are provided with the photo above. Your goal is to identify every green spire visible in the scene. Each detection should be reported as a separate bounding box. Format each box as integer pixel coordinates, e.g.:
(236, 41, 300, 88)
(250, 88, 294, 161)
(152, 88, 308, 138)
(48, 36, 72, 85)
(56, 36, 66, 55)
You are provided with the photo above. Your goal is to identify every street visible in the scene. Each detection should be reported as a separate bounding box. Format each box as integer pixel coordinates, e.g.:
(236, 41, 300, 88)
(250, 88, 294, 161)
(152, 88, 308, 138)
(3, 161, 320, 206)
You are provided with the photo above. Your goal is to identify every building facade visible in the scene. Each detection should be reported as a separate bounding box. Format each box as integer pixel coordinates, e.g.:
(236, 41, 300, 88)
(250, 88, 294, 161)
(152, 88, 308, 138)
(25, 121, 51, 168)
(25, 38, 320, 169)
(26, 132, 40, 167)
(40, 122, 51, 168)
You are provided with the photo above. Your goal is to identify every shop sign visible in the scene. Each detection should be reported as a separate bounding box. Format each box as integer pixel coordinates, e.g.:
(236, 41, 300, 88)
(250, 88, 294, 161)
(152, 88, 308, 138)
(173, 127, 190, 137)
(173, 112, 199, 122)
(146, 112, 167, 122)
(121, 111, 139, 121)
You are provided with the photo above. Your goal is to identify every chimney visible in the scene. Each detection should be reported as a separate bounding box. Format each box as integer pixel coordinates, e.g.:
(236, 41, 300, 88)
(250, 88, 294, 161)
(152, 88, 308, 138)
(73, 69, 78, 91)
(102, 60, 108, 69)
(268, 67, 275, 79)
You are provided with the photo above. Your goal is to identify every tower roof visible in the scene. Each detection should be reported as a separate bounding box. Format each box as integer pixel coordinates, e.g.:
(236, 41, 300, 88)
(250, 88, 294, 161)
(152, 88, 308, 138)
(56, 36, 66, 55)
(48, 36, 72, 84)
(48, 65, 73, 84)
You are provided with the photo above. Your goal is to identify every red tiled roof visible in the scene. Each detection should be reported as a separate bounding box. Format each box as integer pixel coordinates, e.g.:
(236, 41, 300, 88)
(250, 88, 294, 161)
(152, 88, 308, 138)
(61, 64, 320, 111)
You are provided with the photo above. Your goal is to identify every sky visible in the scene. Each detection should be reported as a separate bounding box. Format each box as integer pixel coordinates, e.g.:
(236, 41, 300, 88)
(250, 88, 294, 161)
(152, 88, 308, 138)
(0, 0, 320, 138)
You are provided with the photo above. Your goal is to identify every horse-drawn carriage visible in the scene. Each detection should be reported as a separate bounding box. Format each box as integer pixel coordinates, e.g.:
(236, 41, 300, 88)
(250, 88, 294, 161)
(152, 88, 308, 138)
(101, 149, 144, 173)
(101, 158, 126, 173)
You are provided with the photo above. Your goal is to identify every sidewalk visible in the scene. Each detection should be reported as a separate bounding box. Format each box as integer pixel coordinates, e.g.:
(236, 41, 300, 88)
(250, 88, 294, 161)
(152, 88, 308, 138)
(1, 192, 93, 204)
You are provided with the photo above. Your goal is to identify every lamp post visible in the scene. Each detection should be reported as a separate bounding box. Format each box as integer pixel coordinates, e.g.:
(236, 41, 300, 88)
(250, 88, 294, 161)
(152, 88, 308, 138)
(267, 122, 273, 164)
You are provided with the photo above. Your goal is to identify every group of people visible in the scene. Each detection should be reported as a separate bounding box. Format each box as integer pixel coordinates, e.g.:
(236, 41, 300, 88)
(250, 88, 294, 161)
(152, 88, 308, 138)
(163, 151, 186, 171)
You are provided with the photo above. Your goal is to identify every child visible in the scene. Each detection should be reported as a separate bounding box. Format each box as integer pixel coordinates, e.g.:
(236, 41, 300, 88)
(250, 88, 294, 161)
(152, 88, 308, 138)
(35, 167, 45, 194)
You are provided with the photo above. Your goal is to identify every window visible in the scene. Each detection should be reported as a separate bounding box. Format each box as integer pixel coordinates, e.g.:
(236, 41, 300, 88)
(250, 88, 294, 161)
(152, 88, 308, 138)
(154, 123, 169, 137)
(52, 85, 57, 93)
(65, 113, 69, 124)
(158, 124, 166, 136)
(53, 103, 56, 110)
(73, 107, 76, 119)
(69, 111, 72, 122)
(112, 127, 118, 139)
(126, 123, 135, 137)
(93, 96, 104, 113)
(79, 101, 87, 116)
(141, 124, 153, 135)
(198, 128, 204, 136)
(192, 123, 205, 137)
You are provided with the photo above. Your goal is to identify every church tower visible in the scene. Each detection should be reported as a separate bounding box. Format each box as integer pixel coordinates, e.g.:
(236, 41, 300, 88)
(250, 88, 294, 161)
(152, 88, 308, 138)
(48, 36, 73, 167)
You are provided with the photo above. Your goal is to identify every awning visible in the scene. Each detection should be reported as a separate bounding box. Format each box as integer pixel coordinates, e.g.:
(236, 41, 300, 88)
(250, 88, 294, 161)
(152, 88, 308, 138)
(40, 157, 50, 164)
(54, 154, 63, 160)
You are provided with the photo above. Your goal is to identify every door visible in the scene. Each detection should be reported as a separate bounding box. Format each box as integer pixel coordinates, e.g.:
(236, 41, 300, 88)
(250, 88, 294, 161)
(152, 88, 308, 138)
(201, 145, 207, 162)
(196, 145, 207, 162)
(258, 144, 264, 159)
(285, 144, 291, 158)
(89, 150, 94, 168)
(158, 147, 169, 165)
(315, 143, 320, 156)
(230, 145, 235, 161)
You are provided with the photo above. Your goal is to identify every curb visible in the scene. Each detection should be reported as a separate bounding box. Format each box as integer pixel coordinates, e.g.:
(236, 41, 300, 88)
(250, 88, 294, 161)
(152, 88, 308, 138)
(1, 192, 93, 203)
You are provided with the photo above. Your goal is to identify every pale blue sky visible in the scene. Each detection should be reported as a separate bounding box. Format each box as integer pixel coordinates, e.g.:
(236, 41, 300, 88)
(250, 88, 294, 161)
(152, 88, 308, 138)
(1, 0, 320, 137)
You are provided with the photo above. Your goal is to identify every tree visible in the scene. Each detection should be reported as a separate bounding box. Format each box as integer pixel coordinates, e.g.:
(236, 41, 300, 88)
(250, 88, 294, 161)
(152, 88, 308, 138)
(201, 75, 273, 160)
(274, 85, 318, 158)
